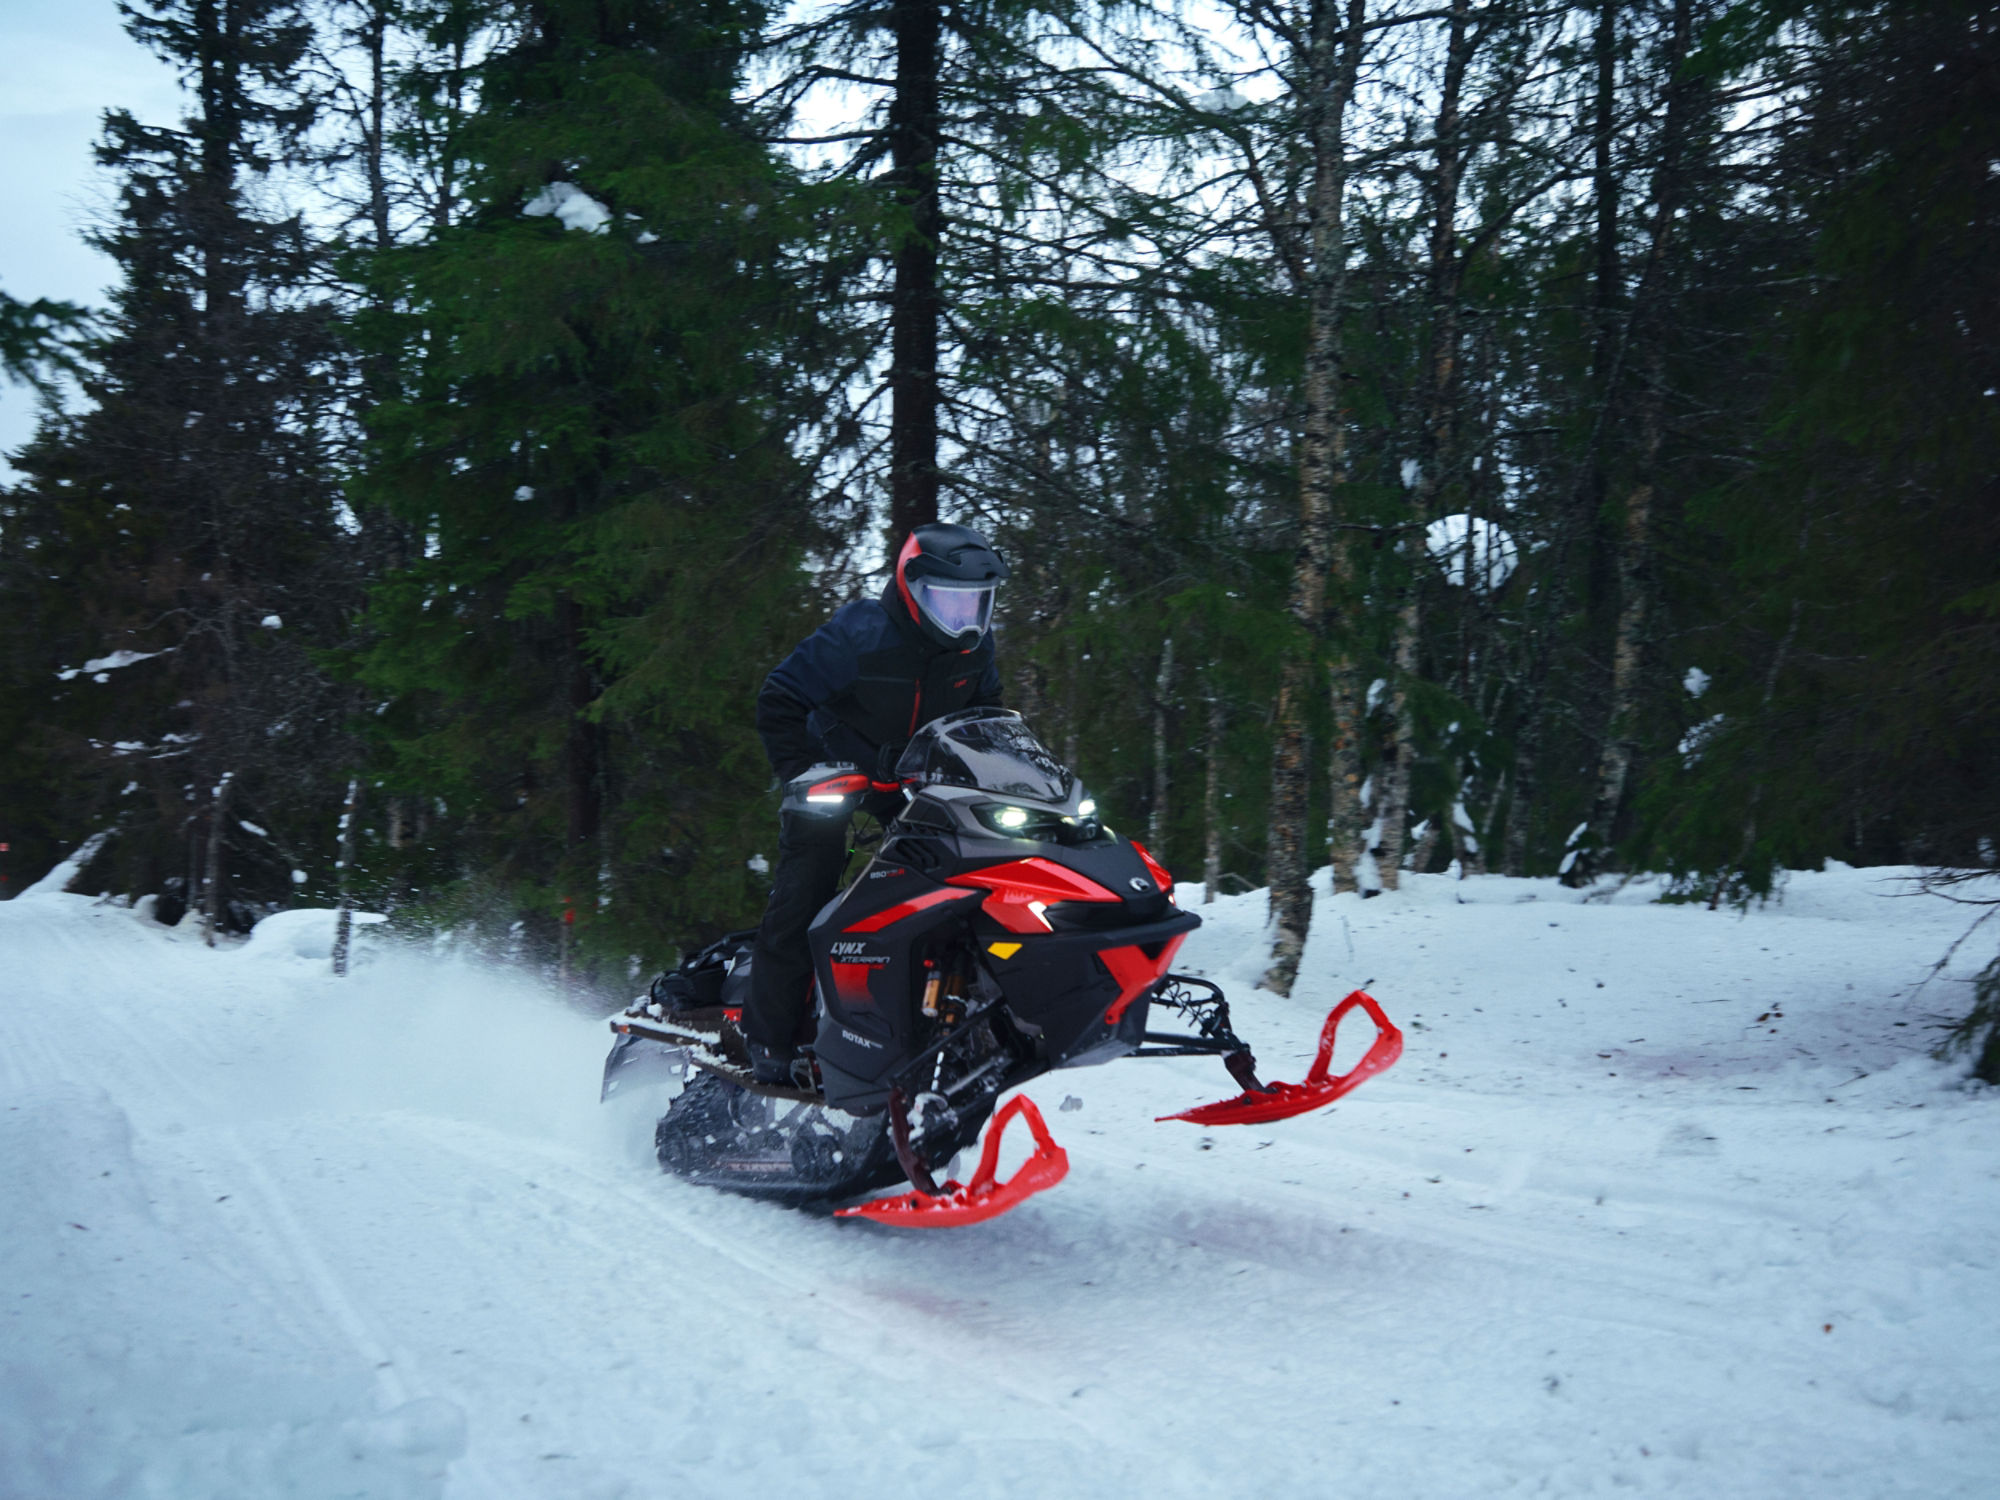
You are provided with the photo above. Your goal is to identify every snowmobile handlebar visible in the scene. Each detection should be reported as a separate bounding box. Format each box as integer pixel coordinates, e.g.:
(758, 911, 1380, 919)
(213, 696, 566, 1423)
(783, 763, 909, 817)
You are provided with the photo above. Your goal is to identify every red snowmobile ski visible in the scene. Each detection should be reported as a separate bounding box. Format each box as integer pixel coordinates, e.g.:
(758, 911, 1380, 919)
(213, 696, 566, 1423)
(602, 709, 1402, 1227)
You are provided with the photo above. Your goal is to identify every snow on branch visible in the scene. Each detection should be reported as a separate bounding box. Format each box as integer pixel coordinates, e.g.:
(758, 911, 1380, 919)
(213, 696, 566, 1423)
(1425, 514, 1518, 590)
(523, 182, 611, 234)
(56, 649, 169, 683)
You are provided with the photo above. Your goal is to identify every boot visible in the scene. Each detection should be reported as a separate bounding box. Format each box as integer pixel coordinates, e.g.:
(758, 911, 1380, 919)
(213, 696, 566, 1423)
(746, 1037, 800, 1087)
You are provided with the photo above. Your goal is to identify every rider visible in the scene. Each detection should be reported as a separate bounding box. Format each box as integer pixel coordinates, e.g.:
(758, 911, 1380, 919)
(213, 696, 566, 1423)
(745, 521, 1009, 1085)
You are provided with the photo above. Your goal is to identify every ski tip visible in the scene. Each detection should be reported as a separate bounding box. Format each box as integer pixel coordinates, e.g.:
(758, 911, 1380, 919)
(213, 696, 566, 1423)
(1158, 990, 1404, 1126)
(837, 1093, 1068, 1228)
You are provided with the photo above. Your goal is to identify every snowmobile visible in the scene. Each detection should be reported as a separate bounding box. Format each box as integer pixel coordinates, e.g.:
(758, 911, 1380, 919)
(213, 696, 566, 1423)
(601, 708, 1402, 1227)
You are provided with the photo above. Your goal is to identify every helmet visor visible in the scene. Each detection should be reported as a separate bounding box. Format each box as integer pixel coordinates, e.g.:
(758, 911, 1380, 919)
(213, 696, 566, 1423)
(912, 579, 994, 639)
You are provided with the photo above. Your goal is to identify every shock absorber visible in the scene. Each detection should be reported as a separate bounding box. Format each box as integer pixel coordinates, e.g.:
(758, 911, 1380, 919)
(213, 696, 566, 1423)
(939, 959, 967, 1027)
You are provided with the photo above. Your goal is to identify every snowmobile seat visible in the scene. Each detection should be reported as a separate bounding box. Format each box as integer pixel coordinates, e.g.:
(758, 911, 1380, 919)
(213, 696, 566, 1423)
(648, 930, 757, 1026)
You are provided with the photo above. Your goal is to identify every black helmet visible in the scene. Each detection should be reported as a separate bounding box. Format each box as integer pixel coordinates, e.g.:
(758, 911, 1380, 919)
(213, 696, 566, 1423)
(895, 522, 1009, 650)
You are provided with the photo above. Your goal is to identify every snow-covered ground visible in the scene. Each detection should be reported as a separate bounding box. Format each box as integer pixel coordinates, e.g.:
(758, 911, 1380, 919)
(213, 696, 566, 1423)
(3, 865, 1996, 1498)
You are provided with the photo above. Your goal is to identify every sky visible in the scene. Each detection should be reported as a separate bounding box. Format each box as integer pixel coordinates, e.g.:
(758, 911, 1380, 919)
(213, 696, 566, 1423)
(0, 0, 1254, 481)
(0, 0, 181, 471)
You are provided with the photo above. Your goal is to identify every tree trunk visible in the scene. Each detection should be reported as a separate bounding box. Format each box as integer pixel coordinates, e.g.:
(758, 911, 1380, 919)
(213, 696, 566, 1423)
(184, 804, 204, 927)
(202, 771, 233, 947)
(1265, 681, 1312, 988)
(1592, 0, 1623, 404)
(1410, 816, 1440, 875)
(1570, 0, 1697, 886)
(552, 576, 602, 986)
(1377, 0, 1471, 893)
(431, 20, 472, 234)
(1450, 767, 1486, 876)
(561, 590, 601, 854)
(1562, 0, 1626, 889)
(1709, 598, 1801, 907)
(1014, 656, 1047, 723)
(1502, 691, 1539, 875)
(1204, 690, 1224, 904)
(1506, 0, 1639, 878)
(1148, 636, 1174, 853)
(1571, 368, 1660, 883)
(1061, 630, 1081, 769)
(1375, 606, 1420, 889)
(332, 777, 360, 977)
(887, 0, 942, 539)
(1262, 0, 1367, 996)
(194, 0, 245, 334)
(363, 1, 391, 250)
(1327, 654, 1364, 891)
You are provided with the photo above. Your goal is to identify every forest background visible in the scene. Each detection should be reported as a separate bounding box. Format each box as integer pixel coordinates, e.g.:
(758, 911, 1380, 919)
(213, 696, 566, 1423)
(2, 0, 1995, 1063)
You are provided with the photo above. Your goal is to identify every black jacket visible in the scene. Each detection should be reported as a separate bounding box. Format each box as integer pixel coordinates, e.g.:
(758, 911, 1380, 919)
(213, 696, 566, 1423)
(756, 581, 1004, 783)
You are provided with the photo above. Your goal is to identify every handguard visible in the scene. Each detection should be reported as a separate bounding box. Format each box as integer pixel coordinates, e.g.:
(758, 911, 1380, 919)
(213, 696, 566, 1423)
(1159, 989, 1403, 1126)
(837, 1093, 1069, 1227)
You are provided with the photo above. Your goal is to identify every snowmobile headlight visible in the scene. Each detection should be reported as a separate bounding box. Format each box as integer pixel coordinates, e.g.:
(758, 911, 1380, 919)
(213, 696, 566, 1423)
(974, 800, 1106, 843)
(975, 802, 1048, 838)
(1077, 798, 1096, 817)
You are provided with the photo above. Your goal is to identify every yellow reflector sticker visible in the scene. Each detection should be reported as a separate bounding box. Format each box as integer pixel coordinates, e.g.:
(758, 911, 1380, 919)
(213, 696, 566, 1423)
(987, 942, 1023, 960)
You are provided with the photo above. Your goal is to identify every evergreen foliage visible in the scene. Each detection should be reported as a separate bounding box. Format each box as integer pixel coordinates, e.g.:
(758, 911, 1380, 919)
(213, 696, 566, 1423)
(346, 0, 825, 972)
(1, 0, 1992, 1043)
(1643, 0, 2000, 901)
(0, 290, 92, 394)
(1947, 950, 2000, 1084)
(0, 0, 351, 926)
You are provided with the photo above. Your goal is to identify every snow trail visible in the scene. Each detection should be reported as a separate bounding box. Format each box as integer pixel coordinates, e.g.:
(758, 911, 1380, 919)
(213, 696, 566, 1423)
(3, 866, 1997, 1497)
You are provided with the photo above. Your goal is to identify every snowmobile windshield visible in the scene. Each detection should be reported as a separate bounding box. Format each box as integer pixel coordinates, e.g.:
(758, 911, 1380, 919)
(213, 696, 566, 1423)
(908, 578, 994, 640)
(896, 709, 1075, 805)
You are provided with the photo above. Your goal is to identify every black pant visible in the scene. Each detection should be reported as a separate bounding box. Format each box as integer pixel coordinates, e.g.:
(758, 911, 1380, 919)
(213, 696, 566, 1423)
(744, 794, 899, 1052)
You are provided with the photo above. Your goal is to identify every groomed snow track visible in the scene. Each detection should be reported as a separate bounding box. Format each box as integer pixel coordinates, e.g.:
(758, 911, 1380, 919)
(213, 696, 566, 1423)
(3, 867, 1997, 1497)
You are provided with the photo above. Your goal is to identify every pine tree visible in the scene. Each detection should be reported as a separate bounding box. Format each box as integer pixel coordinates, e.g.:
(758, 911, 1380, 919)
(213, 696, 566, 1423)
(349, 0, 825, 972)
(0, 0, 353, 927)
(769, 0, 1168, 542)
(1644, 0, 2000, 904)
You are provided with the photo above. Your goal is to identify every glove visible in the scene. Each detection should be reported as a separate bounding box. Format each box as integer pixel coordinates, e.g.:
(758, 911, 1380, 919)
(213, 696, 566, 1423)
(872, 743, 907, 783)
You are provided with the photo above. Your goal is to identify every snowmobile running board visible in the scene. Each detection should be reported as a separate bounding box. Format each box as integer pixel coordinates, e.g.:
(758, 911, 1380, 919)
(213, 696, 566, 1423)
(603, 1011, 824, 1104)
(1158, 989, 1404, 1127)
(837, 1094, 1069, 1228)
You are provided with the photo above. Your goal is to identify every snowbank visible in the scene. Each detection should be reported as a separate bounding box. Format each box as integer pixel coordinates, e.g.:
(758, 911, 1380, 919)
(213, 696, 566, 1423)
(238, 905, 388, 962)
(16, 831, 109, 898)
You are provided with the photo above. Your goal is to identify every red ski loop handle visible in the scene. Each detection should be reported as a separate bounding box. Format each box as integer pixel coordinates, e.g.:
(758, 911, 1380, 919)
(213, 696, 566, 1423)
(1159, 989, 1404, 1127)
(837, 1093, 1070, 1228)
